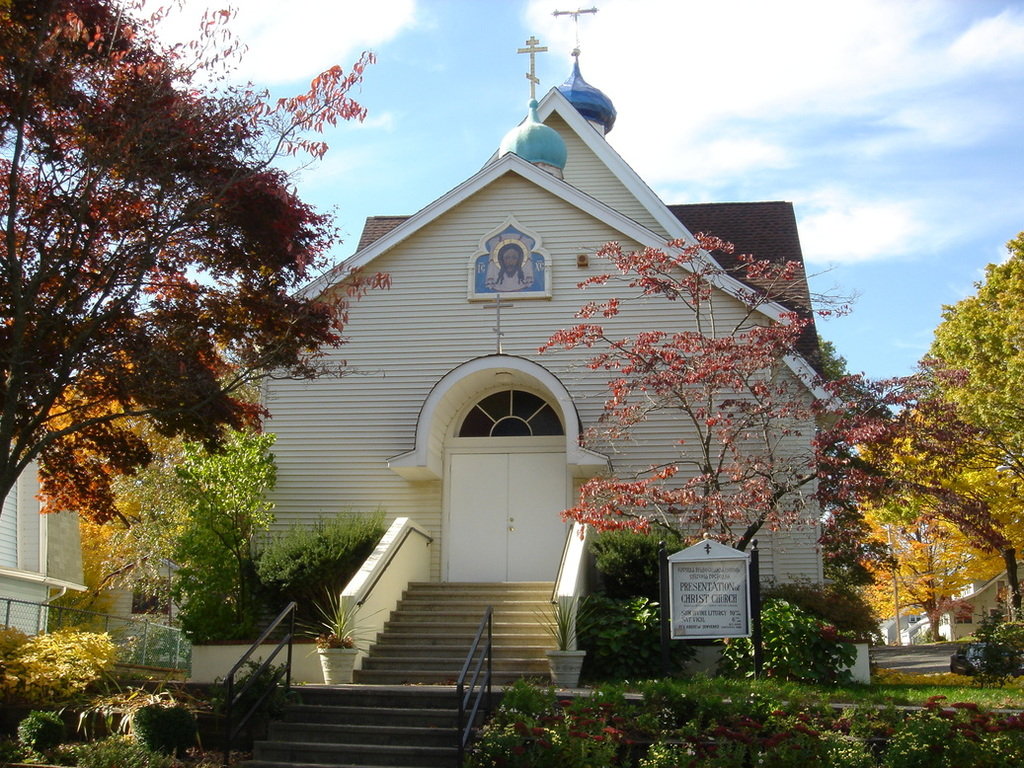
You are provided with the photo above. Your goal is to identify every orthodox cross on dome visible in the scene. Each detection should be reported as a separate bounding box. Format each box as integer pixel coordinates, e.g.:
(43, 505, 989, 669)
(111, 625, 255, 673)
(482, 294, 516, 354)
(517, 35, 548, 100)
(553, 6, 598, 57)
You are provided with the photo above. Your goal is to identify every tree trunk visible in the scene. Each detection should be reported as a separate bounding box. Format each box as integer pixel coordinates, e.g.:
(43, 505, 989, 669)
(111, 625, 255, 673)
(1001, 547, 1021, 620)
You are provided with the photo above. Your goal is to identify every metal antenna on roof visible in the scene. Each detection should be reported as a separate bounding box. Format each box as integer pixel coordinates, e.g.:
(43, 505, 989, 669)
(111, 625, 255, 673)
(517, 36, 548, 100)
(552, 6, 598, 57)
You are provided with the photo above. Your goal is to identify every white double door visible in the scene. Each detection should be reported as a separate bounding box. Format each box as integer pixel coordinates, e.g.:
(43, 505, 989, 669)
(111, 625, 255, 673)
(446, 449, 569, 582)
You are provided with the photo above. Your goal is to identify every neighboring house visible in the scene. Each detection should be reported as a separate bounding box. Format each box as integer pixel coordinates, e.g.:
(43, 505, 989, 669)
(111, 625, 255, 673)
(0, 467, 86, 633)
(939, 574, 1010, 641)
(262, 54, 825, 587)
(878, 613, 930, 646)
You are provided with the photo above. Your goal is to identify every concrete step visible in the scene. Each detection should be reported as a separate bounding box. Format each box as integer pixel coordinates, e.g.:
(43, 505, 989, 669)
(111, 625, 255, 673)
(280, 703, 457, 727)
(252, 740, 456, 768)
(380, 618, 549, 633)
(351, 668, 539, 685)
(291, 685, 464, 710)
(359, 656, 549, 673)
(367, 643, 550, 658)
(266, 721, 456, 748)
(389, 606, 548, 620)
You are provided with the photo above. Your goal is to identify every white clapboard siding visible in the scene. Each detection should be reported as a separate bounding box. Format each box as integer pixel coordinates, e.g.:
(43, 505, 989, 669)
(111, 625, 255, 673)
(266, 169, 820, 583)
(0, 486, 17, 569)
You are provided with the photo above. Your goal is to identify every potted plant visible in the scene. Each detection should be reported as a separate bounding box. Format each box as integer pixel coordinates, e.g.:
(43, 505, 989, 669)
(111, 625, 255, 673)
(311, 590, 362, 684)
(540, 595, 590, 688)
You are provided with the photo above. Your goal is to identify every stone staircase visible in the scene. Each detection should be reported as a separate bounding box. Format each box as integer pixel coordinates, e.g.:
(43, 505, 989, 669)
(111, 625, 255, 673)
(243, 582, 554, 768)
(245, 685, 475, 768)
(353, 581, 555, 685)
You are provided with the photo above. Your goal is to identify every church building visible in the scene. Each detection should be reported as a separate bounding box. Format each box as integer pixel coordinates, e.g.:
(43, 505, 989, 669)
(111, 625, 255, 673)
(262, 44, 824, 591)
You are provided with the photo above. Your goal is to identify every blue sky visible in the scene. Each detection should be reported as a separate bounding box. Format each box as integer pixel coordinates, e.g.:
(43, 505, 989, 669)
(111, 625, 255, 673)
(158, 0, 1024, 380)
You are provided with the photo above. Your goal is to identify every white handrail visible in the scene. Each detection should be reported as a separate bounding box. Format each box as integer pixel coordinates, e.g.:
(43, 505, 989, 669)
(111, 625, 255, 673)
(552, 522, 590, 601)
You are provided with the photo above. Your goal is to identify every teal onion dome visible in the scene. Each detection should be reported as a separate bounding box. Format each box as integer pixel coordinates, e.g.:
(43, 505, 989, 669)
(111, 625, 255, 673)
(557, 58, 616, 134)
(499, 99, 568, 170)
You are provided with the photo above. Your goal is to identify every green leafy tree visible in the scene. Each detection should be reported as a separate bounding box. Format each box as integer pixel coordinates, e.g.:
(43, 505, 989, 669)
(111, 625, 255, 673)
(171, 431, 276, 643)
(932, 232, 1024, 466)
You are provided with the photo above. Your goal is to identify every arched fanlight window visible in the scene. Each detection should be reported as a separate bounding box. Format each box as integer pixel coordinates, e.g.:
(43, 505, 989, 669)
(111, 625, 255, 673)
(458, 390, 564, 437)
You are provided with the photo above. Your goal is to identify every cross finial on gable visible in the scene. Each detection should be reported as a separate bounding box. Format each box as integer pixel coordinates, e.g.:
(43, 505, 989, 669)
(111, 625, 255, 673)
(482, 294, 516, 354)
(517, 35, 548, 100)
(704, 542, 712, 555)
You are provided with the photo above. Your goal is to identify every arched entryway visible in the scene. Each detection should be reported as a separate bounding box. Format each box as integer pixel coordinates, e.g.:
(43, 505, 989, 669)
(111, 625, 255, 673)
(387, 356, 608, 582)
(445, 388, 568, 581)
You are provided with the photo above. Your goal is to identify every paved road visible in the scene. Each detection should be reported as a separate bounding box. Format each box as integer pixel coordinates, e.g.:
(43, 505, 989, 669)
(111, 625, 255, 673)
(870, 643, 958, 675)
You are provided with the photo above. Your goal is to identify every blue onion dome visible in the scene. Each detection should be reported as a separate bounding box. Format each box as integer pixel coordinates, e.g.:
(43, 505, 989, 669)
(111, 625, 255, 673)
(557, 57, 616, 134)
(499, 99, 568, 172)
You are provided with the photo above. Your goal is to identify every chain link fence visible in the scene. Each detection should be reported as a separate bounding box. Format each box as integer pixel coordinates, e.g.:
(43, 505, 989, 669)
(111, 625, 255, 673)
(0, 597, 190, 672)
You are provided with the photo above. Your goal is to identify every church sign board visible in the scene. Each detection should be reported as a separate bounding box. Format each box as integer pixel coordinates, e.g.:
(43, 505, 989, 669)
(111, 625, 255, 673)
(667, 540, 751, 639)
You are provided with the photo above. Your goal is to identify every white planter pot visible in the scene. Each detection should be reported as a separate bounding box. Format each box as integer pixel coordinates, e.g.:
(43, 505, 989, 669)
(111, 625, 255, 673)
(546, 649, 586, 688)
(318, 647, 359, 685)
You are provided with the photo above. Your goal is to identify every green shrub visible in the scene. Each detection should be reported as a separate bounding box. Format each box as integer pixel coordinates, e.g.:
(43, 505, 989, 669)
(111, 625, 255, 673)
(492, 678, 555, 720)
(763, 580, 879, 643)
(17, 710, 65, 752)
(131, 704, 196, 757)
(212, 661, 291, 721)
(74, 735, 175, 768)
(256, 512, 386, 622)
(719, 599, 857, 684)
(974, 612, 1024, 687)
(578, 595, 692, 680)
(589, 528, 683, 601)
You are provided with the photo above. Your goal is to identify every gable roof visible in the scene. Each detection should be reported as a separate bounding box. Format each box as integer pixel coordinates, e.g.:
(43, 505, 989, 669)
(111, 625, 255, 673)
(306, 89, 823, 389)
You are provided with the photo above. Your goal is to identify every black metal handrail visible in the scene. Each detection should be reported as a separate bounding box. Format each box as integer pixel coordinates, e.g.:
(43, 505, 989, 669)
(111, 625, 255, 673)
(222, 601, 296, 768)
(456, 606, 493, 766)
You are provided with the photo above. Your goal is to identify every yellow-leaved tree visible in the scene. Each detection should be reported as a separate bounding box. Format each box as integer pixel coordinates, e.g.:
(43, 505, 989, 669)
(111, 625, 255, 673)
(928, 231, 1024, 616)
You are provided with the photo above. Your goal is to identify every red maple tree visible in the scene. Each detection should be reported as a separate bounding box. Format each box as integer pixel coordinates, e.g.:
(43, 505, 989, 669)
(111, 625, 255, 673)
(542, 235, 834, 550)
(0, 1, 385, 521)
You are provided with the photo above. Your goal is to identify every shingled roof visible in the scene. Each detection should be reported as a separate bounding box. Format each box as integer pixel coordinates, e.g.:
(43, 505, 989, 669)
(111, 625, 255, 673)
(669, 201, 820, 368)
(353, 201, 820, 368)
(355, 215, 409, 252)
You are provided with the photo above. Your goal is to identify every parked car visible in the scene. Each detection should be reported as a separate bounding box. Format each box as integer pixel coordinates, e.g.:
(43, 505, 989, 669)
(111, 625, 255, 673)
(950, 642, 1024, 676)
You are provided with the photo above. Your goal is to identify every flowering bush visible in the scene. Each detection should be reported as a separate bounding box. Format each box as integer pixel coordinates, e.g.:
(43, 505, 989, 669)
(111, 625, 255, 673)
(469, 681, 628, 768)
(464, 681, 1024, 767)
(882, 698, 1024, 767)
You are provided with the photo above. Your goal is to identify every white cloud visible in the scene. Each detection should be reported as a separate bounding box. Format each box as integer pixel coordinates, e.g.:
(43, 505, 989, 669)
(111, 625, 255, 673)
(797, 190, 926, 265)
(950, 8, 1024, 71)
(148, 0, 418, 85)
(648, 136, 792, 187)
(525, 0, 1020, 201)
